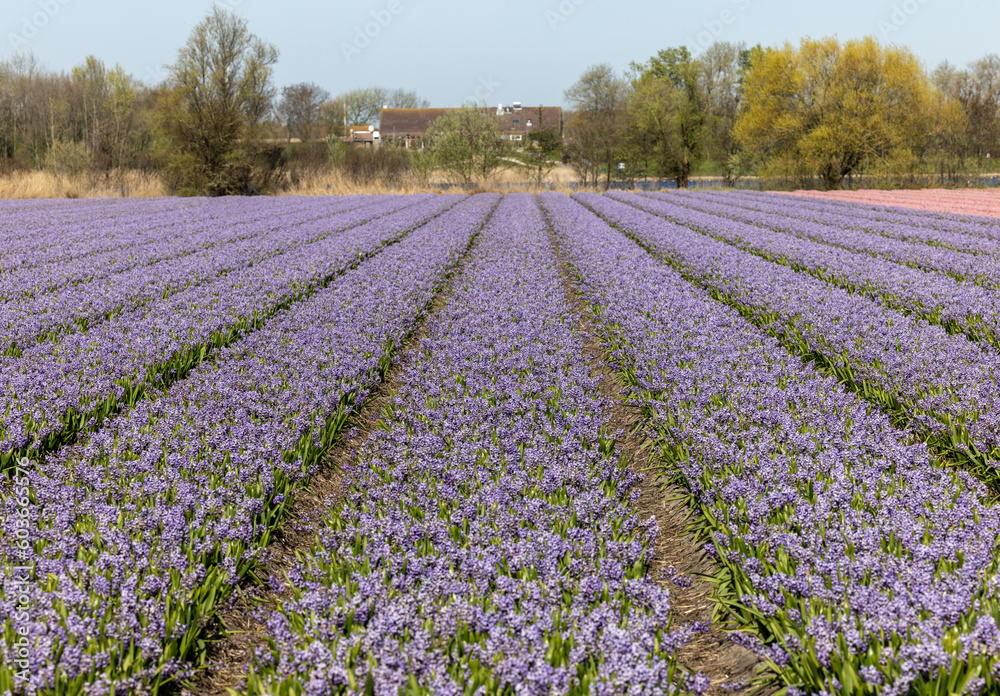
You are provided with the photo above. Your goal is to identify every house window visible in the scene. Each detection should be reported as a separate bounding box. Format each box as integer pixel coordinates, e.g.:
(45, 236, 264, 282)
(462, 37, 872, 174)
(512, 119, 519, 124)
(526, 119, 532, 127)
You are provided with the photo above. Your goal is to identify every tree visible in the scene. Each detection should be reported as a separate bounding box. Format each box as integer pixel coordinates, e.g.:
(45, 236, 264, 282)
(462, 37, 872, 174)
(954, 56, 1000, 164)
(333, 86, 429, 128)
(424, 105, 510, 186)
(628, 47, 704, 188)
(154, 5, 281, 195)
(104, 66, 143, 170)
(72, 56, 107, 157)
(562, 113, 600, 186)
(564, 64, 629, 189)
(735, 36, 938, 189)
(698, 42, 746, 183)
(277, 82, 330, 142)
(522, 124, 561, 188)
(69, 56, 144, 170)
(322, 98, 348, 139)
(0, 53, 53, 166)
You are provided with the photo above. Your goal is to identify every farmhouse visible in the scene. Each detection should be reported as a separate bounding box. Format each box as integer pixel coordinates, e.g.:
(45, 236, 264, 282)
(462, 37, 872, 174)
(347, 125, 381, 146)
(379, 103, 562, 146)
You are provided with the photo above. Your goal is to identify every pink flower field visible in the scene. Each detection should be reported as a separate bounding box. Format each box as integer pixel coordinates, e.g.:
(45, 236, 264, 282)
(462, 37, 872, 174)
(782, 187, 1000, 218)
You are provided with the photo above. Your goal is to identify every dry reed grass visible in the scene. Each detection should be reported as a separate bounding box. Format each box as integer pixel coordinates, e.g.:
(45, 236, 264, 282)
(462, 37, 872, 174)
(279, 169, 584, 196)
(0, 169, 167, 199)
(0, 168, 586, 199)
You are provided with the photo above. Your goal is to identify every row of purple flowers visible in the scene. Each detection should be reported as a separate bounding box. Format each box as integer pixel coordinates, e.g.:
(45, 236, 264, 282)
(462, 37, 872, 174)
(0, 194, 498, 694)
(542, 192, 1000, 695)
(583, 192, 1000, 479)
(244, 194, 702, 696)
(0, 196, 456, 470)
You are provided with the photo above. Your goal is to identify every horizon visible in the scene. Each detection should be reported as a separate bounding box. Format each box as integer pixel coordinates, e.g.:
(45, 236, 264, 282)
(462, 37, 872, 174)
(2, 0, 995, 108)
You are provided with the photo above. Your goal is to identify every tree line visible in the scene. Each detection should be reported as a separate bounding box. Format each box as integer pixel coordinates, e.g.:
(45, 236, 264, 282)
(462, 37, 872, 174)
(1, 6, 999, 193)
(566, 37, 1000, 190)
(0, 7, 431, 195)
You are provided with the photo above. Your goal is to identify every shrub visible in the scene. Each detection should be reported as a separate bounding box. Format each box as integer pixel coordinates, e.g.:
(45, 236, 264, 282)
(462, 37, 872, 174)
(341, 146, 410, 187)
(45, 140, 95, 177)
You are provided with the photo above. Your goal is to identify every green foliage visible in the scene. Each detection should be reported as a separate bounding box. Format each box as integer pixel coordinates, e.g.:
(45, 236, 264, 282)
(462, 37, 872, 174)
(424, 106, 511, 186)
(639, 46, 694, 88)
(628, 47, 705, 188)
(529, 128, 561, 157)
(326, 135, 350, 168)
(518, 128, 561, 187)
(341, 146, 411, 187)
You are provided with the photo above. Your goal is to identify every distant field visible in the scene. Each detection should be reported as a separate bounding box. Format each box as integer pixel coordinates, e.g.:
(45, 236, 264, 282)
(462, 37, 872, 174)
(3, 191, 1000, 695)
(784, 186, 1000, 218)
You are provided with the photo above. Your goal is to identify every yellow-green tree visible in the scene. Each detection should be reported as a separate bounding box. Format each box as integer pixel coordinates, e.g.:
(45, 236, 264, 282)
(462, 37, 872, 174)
(735, 37, 939, 188)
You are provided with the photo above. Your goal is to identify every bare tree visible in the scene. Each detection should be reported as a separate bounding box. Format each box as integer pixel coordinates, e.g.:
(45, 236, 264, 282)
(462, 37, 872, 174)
(383, 87, 427, 109)
(958, 55, 1000, 163)
(277, 82, 330, 142)
(698, 42, 745, 183)
(564, 64, 630, 189)
(3, 53, 50, 166)
(333, 86, 429, 127)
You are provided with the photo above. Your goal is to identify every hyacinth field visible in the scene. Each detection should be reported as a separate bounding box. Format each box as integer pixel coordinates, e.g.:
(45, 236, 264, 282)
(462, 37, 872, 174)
(3, 191, 1000, 696)
(784, 188, 1000, 219)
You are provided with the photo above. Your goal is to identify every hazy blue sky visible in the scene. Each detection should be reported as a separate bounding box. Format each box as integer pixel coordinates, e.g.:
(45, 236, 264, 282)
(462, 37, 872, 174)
(3, 0, 996, 107)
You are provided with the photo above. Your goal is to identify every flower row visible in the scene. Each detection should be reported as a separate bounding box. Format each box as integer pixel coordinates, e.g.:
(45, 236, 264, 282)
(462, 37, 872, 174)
(541, 192, 1000, 696)
(660, 191, 1000, 287)
(0, 196, 261, 273)
(0, 195, 414, 356)
(582, 192, 1000, 474)
(777, 188, 1000, 224)
(702, 191, 1000, 257)
(0, 193, 498, 695)
(613, 192, 1000, 350)
(0, 196, 359, 303)
(245, 193, 700, 696)
(755, 190, 1000, 238)
(0, 195, 459, 470)
(0, 196, 187, 242)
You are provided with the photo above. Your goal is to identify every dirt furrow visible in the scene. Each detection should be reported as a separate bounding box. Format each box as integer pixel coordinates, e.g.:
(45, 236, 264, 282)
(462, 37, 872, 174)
(182, 226, 484, 696)
(548, 223, 770, 696)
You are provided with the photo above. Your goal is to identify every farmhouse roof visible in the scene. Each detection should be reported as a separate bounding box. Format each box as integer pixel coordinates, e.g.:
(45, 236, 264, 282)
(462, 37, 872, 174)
(379, 108, 450, 135)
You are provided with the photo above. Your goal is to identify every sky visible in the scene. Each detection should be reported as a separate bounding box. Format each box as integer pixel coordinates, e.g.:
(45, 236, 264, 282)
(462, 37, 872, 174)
(3, 0, 997, 108)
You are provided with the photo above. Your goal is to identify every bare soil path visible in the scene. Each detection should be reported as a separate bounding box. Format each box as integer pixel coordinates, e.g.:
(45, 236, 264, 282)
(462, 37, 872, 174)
(549, 225, 770, 695)
(182, 226, 482, 696)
